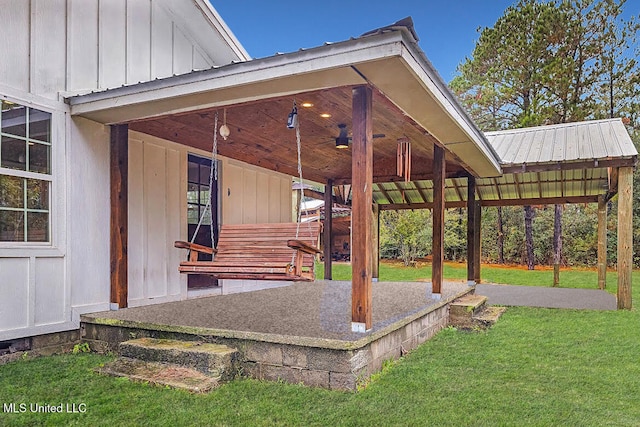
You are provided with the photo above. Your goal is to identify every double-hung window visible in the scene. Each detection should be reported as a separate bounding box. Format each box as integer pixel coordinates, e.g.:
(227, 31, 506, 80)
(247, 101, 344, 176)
(0, 100, 52, 243)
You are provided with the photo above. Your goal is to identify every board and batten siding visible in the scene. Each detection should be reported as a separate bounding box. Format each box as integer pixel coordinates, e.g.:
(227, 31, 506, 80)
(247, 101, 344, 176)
(127, 132, 186, 307)
(0, 0, 243, 101)
(126, 132, 293, 306)
(222, 160, 292, 225)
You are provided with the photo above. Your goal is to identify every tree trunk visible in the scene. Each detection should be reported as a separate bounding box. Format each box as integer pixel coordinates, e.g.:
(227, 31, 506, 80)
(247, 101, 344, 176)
(553, 204, 563, 287)
(524, 205, 535, 270)
(497, 206, 505, 264)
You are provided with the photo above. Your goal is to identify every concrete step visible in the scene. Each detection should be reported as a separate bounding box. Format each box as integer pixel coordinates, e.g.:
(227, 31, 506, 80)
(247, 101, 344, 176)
(119, 338, 238, 381)
(449, 294, 488, 329)
(473, 306, 507, 328)
(97, 357, 220, 393)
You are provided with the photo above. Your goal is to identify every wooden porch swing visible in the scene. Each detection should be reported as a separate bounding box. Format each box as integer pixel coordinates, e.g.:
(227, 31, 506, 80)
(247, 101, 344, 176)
(175, 222, 321, 281)
(175, 103, 322, 282)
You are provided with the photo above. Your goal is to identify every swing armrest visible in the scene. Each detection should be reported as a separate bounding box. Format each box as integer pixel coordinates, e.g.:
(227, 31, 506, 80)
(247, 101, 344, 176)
(287, 240, 322, 255)
(175, 241, 217, 263)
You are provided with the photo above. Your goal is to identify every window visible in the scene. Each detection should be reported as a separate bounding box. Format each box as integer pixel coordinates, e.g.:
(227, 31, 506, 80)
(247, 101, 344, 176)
(0, 100, 52, 242)
(187, 154, 218, 247)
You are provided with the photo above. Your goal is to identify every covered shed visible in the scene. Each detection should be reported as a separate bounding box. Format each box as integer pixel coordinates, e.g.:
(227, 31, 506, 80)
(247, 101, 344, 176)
(371, 118, 637, 309)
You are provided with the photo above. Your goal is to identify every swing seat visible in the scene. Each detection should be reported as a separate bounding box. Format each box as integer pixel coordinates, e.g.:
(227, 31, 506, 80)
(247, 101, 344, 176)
(175, 222, 321, 281)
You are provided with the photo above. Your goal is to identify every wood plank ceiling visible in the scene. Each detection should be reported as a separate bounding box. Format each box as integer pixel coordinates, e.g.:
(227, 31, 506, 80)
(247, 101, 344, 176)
(128, 86, 469, 186)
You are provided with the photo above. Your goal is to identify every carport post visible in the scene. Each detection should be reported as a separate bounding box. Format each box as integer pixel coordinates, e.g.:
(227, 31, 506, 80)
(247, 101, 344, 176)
(617, 167, 633, 309)
(467, 175, 476, 285)
(432, 145, 445, 297)
(323, 179, 333, 280)
(597, 195, 607, 290)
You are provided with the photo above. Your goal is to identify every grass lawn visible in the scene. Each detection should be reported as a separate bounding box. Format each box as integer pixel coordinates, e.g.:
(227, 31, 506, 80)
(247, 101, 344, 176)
(1, 264, 638, 426)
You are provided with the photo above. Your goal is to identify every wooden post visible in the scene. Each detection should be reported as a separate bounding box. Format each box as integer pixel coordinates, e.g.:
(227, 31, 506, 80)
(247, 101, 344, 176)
(323, 179, 333, 280)
(473, 201, 481, 284)
(432, 145, 445, 296)
(372, 203, 380, 280)
(597, 195, 607, 290)
(617, 167, 633, 309)
(466, 176, 476, 285)
(351, 86, 373, 331)
(110, 124, 128, 309)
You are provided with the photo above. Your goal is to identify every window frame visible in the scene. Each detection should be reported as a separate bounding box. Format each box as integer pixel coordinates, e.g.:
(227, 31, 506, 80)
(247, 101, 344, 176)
(0, 95, 60, 248)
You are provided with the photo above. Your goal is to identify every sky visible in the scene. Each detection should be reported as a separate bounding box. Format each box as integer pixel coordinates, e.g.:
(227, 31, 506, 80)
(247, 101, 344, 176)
(212, 1, 640, 83)
(212, 0, 526, 82)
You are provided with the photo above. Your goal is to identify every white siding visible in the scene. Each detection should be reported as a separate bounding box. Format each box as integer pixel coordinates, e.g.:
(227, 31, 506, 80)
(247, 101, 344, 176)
(127, 133, 185, 307)
(221, 159, 293, 226)
(68, 117, 111, 311)
(0, 259, 30, 333)
(34, 258, 66, 326)
(0, 0, 244, 100)
(0, 1, 30, 93)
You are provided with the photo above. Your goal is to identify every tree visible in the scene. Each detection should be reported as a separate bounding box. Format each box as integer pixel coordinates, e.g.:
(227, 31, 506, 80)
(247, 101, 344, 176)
(380, 210, 432, 266)
(452, 0, 639, 271)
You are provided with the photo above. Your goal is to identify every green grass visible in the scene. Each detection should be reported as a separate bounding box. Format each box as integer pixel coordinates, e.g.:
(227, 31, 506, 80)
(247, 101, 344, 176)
(329, 260, 623, 292)
(1, 265, 639, 426)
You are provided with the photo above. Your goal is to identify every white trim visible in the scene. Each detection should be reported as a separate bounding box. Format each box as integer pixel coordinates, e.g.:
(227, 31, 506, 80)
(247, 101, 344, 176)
(0, 320, 78, 342)
(193, 0, 250, 61)
(0, 84, 69, 111)
(71, 303, 111, 323)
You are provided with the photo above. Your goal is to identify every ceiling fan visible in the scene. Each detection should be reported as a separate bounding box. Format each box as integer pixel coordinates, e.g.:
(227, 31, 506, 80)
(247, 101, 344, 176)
(331, 123, 386, 149)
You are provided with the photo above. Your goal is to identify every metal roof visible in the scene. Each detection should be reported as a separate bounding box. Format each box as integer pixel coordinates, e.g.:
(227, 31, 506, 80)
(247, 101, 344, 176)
(486, 119, 637, 168)
(373, 118, 637, 209)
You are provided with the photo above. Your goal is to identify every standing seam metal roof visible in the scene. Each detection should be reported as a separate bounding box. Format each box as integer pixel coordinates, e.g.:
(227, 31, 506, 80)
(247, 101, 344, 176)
(485, 118, 637, 166)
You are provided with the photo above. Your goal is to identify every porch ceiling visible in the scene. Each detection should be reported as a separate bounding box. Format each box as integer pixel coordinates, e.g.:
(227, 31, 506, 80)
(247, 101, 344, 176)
(127, 86, 470, 185)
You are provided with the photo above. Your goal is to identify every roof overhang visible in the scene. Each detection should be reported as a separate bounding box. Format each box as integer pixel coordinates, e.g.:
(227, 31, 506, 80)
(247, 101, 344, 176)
(68, 30, 502, 179)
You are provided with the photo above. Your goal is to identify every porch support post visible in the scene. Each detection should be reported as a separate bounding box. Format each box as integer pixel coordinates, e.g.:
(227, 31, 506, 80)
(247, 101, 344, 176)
(110, 124, 128, 309)
(323, 179, 333, 280)
(597, 195, 607, 290)
(617, 167, 633, 309)
(351, 85, 373, 332)
(372, 203, 380, 280)
(474, 201, 482, 284)
(432, 145, 445, 297)
(466, 176, 476, 285)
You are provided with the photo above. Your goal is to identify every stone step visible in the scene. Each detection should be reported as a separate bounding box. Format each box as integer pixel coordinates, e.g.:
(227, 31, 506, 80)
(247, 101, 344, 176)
(473, 306, 507, 328)
(119, 338, 238, 381)
(97, 357, 220, 393)
(449, 294, 488, 329)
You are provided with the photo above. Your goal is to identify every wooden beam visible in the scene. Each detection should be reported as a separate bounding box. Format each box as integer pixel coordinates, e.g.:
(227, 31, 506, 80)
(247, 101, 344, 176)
(617, 167, 633, 309)
(351, 85, 373, 331)
(473, 201, 481, 284)
(467, 176, 476, 285)
(372, 203, 380, 280)
(501, 158, 637, 174)
(473, 195, 599, 207)
(332, 170, 469, 185)
(597, 195, 607, 290)
(432, 144, 445, 296)
(110, 124, 128, 309)
(378, 194, 601, 211)
(323, 179, 333, 280)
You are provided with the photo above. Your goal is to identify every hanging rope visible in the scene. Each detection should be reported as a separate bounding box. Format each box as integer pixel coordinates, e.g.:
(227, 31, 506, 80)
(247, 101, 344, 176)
(290, 100, 313, 269)
(190, 111, 219, 250)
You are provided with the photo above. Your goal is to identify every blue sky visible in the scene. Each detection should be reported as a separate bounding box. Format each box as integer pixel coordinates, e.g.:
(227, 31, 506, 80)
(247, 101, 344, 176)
(213, 0, 522, 82)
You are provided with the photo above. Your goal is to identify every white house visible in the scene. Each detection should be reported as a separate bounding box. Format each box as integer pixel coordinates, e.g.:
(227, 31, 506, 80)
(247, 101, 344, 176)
(0, 0, 293, 345)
